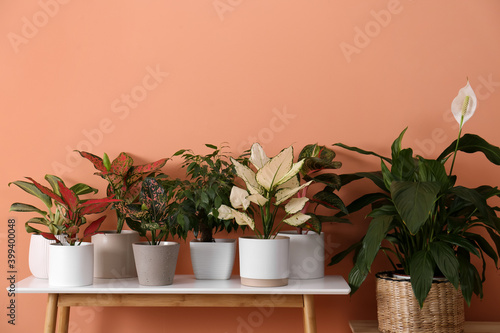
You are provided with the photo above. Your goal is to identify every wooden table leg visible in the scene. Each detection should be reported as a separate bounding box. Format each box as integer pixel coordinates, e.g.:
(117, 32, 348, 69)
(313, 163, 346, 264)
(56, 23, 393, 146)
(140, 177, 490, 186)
(44, 294, 58, 333)
(303, 294, 317, 333)
(56, 306, 70, 333)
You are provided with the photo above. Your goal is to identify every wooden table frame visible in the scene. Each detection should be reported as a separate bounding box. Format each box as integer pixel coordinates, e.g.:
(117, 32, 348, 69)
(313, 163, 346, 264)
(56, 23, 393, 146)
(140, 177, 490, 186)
(45, 293, 317, 333)
(16, 275, 350, 333)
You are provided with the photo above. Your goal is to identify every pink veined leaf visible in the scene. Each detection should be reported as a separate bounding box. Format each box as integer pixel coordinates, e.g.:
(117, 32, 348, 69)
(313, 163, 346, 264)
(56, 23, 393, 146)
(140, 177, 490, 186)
(26, 177, 65, 206)
(57, 181, 78, 214)
(123, 182, 141, 202)
(111, 152, 133, 177)
(41, 232, 60, 243)
(84, 216, 106, 238)
(132, 158, 169, 174)
(77, 151, 107, 172)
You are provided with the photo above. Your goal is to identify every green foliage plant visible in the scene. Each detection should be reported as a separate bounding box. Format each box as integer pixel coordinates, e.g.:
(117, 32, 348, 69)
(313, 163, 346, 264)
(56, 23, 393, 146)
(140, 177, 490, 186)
(122, 177, 182, 245)
(172, 144, 240, 243)
(77, 151, 168, 233)
(329, 81, 500, 307)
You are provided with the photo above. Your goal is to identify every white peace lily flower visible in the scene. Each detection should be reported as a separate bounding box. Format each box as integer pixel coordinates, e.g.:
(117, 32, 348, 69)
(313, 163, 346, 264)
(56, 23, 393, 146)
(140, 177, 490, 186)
(285, 197, 309, 215)
(275, 180, 313, 205)
(217, 205, 255, 230)
(229, 186, 250, 210)
(250, 143, 270, 170)
(255, 146, 306, 191)
(451, 80, 477, 125)
(283, 212, 311, 226)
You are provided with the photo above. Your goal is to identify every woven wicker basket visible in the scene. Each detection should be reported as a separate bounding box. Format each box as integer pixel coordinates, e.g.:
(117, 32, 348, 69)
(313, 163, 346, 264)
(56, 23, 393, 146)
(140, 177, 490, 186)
(376, 272, 465, 333)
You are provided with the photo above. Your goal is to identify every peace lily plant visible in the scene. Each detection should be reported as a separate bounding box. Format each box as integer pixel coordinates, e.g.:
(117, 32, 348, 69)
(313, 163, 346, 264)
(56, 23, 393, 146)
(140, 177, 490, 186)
(329, 81, 500, 307)
(218, 143, 312, 239)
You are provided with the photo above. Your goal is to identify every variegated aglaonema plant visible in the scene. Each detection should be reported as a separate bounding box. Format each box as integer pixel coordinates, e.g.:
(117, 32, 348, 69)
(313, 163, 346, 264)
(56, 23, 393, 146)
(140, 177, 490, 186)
(9, 175, 119, 245)
(217, 143, 313, 239)
(77, 151, 168, 233)
(123, 177, 182, 245)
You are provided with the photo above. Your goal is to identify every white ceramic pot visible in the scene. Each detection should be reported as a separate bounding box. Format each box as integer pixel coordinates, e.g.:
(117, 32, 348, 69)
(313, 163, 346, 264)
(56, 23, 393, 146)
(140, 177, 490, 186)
(49, 242, 94, 287)
(28, 234, 56, 279)
(132, 241, 180, 286)
(190, 239, 236, 280)
(29, 234, 68, 279)
(239, 236, 290, 287)
(277, 231, 324, 279)
(92, 230, 139, 278)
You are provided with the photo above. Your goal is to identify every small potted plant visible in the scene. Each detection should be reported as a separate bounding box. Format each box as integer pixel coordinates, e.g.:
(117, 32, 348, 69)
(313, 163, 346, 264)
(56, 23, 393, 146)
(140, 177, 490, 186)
(173, 144, 241, 280)
(329, 81, 500, 333)
(11, 175, 116, 286)
(9, 175, 102, 279)
(218, 143, 312, 287)
(78, 151, 168, 278)
(124, 177, 182, 286)
(277, 144, 347, 280)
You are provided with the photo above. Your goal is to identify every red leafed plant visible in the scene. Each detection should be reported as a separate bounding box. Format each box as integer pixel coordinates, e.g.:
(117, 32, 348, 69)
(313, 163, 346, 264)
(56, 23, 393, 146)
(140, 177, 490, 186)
(77, 151, 168, 233)
(9, 174, 119, 246)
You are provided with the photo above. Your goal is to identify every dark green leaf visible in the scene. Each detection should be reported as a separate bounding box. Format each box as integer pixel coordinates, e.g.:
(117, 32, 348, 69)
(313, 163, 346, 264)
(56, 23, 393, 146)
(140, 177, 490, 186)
(465, 232, 498, 266)
(391, 127, 408, 159)
(205, 144, 218, 149)
(10, 203, 47, 215)
(334, 143, 391, 163)
(437, 234, 480, 257)
(359, 215, 393, 272)
(391, 148, 416, 181)
(70, 183, 99, 195)
(312, 190, 347, 213)
(438, 134, 500, 165)
(348, 263, 369, 294)
(8, 181, 52, 208)
(409, 250, 435, 308)
(429, 241, 460, 288)
(391, 181, 440, 234)
(329, 242, 362, 266)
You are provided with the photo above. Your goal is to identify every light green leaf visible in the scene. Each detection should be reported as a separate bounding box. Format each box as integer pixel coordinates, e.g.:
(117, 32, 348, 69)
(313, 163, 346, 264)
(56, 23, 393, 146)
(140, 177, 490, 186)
(8, 181, 52, 208)
(275, 181, 312, 205)
(249, 143, 269, 169)
(10, 203, 47, 215)
(284, 197, 309, 215)
(230, 157, 263, 195)
(255, 146, 294, 191)
(283, 212, 311, 226)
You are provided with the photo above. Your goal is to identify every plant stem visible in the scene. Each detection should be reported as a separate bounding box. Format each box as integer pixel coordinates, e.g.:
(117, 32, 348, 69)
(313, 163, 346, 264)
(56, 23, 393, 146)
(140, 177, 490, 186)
(449, 96, 469, 176)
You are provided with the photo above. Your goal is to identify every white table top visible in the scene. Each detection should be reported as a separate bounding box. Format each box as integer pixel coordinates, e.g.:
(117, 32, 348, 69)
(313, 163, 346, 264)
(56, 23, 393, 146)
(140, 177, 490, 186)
(16, 275, 350, 295)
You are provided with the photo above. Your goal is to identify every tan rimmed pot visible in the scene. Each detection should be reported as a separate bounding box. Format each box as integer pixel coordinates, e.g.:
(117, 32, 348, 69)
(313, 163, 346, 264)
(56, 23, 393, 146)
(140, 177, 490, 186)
(132, 241, 180, 286)
(376, 272, 465, 333)
(92, 230, 139, 278)
(190, 239, 236, 280)
(239, 236, 289, 287)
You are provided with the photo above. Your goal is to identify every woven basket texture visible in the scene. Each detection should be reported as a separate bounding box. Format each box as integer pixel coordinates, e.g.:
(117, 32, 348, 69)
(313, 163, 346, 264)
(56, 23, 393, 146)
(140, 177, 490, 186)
(376, 272, 465, 333)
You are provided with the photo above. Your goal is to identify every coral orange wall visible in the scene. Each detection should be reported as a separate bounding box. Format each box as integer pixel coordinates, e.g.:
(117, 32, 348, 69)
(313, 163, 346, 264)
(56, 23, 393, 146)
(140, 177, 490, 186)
(2, 1, 500, 332)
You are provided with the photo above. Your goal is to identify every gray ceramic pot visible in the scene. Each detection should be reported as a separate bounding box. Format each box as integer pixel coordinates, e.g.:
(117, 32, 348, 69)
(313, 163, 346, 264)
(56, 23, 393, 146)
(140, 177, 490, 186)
(132, 241, 180, 286)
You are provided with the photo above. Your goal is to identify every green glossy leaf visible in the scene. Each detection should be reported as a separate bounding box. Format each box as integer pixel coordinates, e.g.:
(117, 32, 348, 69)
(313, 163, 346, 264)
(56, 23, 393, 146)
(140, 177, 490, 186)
(429, 241, 460, 288)
(305, 173, 341, 189)
(391, 148, 416, 181)
(409, 250, 434, 308)
(437, 234, 480, 257)
(391, 181, 440, 234)
(359, 215, 393, 272)
(465, 232, 498, 266)
(438, 134, 500, 165)
(417, 158, 449, 192)
(312, 190, 347, 213)
(391, 127, 407, 159)
(8, 181, 52, 208)
(70, 183, 99, 195)
(44, 174, 64, 195)
(334, 143, 391, 163)
(381, 160, 393, 191)
(337, 192, 388, 217)
(348, 263, 369, 294)
(457, 251, 475, 306)
(339, 172, 385, 190)
(451, 186, 490, 219)
(205, 144, 218, 149)
(11, 202, 45, 214)
(329, 242, 362, 266)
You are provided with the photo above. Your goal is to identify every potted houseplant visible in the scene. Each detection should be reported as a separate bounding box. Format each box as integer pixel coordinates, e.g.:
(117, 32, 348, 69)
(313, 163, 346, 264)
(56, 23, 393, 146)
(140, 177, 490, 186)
(173, 144, 241, 280)
(78, 151, 168, 278)
(218, 143, 313, 287)
(329, 81, 500, 333)
(277, 144, 348, 279)
(124, 177, 182, 286)
(11, 176, 116, 286)
(9, 175, 102, 279)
